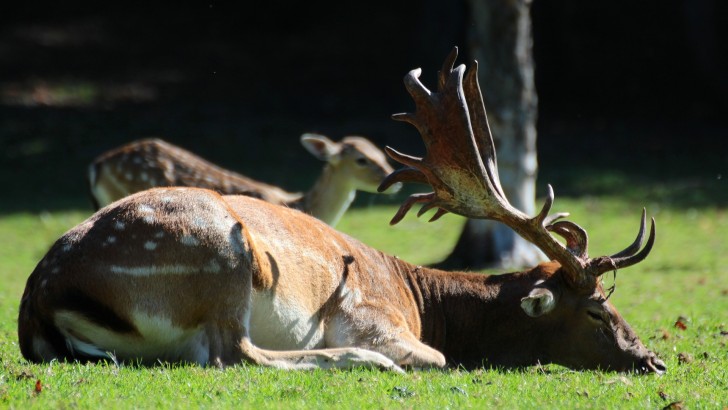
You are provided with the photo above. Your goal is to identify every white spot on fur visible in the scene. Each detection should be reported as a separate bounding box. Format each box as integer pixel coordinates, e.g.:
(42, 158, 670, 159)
(125, 172, 133, 181)
(51, 267, 60, 274)
(144, 241, 158, 250)
(41, 279, 48, 288)
(192, 217, 207, 228)
(143, 215, 156, 224)
(140, 172, 149, 182)
(154, 231, 165, 239)
(161, 196, 174, 203)
(138, 204, 154, 214)
(62, 244, 72, 252)
(180, 235, 199, 246)
(107, 236, 117, 244)
(114, 221, 126, 230)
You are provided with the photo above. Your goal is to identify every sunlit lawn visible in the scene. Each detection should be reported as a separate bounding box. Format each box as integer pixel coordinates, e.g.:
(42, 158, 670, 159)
(0, 196, 726, 409)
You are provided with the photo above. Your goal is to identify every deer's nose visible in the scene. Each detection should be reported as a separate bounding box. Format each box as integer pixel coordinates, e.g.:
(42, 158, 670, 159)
(639, 355, 666, 374)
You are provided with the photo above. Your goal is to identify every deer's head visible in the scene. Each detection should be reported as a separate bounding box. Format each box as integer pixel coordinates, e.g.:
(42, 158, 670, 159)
(301, 133, 400, 194)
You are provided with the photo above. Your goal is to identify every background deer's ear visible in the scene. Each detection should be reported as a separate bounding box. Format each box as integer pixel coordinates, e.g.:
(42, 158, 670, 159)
(520, 287, 557, 317)
(300, 133, 341, 163)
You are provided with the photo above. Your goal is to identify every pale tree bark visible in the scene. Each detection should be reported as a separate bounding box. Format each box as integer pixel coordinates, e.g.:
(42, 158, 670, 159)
(438, 0, 543, 269)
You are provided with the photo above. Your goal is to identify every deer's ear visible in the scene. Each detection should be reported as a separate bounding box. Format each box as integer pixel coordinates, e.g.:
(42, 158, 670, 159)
(300, 133, 341, 162)
(520, 287, 557, 317)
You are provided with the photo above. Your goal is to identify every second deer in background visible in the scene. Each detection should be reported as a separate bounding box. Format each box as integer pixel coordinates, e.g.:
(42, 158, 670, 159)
(88, 135, 400, 226)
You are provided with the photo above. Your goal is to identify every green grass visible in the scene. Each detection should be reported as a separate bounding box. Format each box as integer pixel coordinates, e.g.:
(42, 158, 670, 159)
(1, 198, 726, 409)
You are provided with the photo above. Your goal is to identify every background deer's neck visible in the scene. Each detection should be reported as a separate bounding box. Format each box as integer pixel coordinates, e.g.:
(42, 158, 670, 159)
(303, 164, 356, 226)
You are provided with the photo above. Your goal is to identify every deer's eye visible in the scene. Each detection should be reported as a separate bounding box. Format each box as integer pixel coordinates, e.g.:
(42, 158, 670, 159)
(355, 157, 368, 166)
(587, 310, 608, 325)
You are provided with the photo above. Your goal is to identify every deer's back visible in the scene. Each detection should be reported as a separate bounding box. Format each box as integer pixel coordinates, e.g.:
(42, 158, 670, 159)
(89, 138, 301, 208)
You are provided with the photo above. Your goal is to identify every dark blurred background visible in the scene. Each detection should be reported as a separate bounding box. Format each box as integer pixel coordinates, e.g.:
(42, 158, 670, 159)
(1, 1, 726, 213)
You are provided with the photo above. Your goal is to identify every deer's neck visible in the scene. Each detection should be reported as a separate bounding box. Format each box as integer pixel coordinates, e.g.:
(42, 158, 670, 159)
(303, 164, 356, 226)
(408, 264, 553, 368)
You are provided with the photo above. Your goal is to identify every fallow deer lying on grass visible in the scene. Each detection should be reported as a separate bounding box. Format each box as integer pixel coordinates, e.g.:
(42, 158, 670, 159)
(19, 48, 666, 374)
(88, 134, 399, 226)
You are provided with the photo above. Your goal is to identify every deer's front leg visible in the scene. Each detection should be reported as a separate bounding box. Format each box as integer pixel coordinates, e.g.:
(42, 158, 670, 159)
(326, 308, 446, 369)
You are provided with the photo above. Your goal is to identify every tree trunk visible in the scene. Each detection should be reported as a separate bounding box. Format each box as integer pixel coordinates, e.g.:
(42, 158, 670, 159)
(438, 0, 542, 270)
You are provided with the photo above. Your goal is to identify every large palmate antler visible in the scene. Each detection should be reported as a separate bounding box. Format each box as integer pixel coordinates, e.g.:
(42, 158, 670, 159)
(379, 47, 655, 288)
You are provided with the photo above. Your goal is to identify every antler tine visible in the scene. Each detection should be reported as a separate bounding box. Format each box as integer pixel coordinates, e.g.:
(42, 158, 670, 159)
(534, 184, 556, 225)
(547, 221, 589, 260)
(463, 58, 505, 200)
(383, 146, 423, 170)
(377, 145, 429, 193)
(428, 208, 449, 222)
(609, 209, 648, 259)
(438, 46, 459, 91)
(593, 213, 656, 274)
(378, 167, 428, 192)
(403, 68, 431, 104)
(613, 217, 656, 269)
(389, 192, 436, 225)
